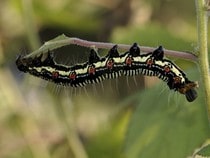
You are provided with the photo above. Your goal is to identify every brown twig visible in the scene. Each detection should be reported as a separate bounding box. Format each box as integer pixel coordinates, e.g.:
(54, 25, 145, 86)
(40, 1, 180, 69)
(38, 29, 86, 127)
(71, 38, 198, 61)
(25, 35, 198, 61)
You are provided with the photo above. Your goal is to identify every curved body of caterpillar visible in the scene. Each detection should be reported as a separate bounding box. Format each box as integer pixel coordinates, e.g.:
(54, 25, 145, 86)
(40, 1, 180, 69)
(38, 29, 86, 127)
(16, 43, 198, 102)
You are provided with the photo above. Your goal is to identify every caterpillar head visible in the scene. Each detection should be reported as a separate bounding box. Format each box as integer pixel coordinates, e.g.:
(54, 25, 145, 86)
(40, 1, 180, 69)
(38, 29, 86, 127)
(166, 75, 198, 102)
(177, 81, 198, 102)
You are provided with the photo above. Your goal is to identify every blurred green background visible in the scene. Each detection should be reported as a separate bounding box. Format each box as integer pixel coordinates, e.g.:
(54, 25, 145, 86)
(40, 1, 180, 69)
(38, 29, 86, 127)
(0, 0, 210, 158)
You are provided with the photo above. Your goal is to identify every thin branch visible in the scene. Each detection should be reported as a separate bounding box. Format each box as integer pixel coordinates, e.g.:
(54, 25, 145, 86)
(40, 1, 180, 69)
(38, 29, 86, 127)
(25, 35, 198, 61)
(71, 38, 198, 61)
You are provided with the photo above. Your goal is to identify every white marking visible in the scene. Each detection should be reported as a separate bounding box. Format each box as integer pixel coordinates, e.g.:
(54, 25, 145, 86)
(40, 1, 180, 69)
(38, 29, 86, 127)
(75, 67, 88, 75)
(155, 60, 185, 83)
(133, 56, 150, 62)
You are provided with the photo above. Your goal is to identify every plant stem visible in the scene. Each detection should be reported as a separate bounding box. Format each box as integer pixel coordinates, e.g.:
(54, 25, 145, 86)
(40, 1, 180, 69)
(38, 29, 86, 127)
(195, 0, 210, 121)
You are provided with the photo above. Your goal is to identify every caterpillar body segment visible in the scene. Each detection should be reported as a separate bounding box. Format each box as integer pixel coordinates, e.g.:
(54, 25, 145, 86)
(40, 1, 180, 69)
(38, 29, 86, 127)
(16, 43, 198, 102)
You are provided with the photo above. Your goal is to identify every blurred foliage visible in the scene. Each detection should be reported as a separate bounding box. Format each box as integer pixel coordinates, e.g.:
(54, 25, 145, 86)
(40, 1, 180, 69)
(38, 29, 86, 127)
(124, 69, 209, 158)
(0, 0, 210, 158)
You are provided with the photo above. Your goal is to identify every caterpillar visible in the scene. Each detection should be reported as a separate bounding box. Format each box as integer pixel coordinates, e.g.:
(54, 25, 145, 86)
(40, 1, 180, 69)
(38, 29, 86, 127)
(16, 43, 198, 102)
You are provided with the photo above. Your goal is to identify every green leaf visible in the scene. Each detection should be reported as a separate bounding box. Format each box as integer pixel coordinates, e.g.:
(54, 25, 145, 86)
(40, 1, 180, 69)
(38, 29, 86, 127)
(124, 69, 210, 158)
(192, 140, 210, 158)
(25, 34, 71, 58)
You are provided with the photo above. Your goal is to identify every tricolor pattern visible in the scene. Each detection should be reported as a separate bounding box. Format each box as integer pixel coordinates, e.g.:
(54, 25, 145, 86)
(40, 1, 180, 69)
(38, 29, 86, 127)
(16, 43, 198, 102)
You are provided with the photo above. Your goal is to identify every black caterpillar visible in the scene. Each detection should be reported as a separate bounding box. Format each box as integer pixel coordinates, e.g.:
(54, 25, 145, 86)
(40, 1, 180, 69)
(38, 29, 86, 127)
(16, 43, 198, 102)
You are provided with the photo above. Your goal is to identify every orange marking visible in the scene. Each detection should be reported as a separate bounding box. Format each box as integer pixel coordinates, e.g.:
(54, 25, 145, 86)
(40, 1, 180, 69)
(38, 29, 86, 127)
(126, 57, 132, 66)
(164, 65, 170, 73)
(88, 66, 96, 75)
(146, 58, 153, 67)
(52, 71, 59, 79)
(69, 72, 76, 80)
(106, 59, 114, 69)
